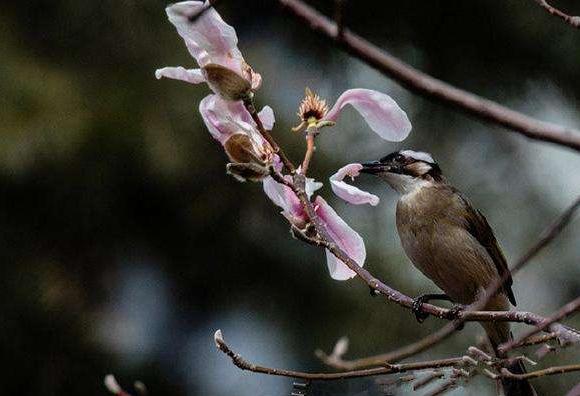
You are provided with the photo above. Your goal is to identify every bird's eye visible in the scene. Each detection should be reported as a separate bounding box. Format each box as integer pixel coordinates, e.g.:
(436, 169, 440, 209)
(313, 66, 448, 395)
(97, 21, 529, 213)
(395, 154, 405, 162)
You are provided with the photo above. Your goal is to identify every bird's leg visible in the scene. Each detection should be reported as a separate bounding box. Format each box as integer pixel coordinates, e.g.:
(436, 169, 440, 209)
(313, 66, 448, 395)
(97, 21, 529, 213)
(412, 293, 453, 323)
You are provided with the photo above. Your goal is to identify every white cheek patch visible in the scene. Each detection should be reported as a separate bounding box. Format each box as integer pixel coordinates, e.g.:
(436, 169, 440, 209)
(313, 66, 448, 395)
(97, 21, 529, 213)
(407, 161, 432, 175)
(400, 150, 434, 163)
(381, 172, 434, 195)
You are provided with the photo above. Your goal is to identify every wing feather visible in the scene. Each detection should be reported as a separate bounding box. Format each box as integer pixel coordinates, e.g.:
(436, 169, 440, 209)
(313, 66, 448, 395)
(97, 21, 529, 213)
(458, 192, 516, 306)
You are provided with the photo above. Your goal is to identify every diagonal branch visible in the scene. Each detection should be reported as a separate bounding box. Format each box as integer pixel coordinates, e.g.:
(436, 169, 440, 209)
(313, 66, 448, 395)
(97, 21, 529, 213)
(533, 0, 580, 29)
(499, 296, 580, 354)
(277, 0, 580, 152)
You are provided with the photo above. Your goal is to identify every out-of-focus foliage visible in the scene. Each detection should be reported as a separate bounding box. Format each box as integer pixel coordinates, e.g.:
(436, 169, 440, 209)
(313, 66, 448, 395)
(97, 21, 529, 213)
(1, 1, 579, 395)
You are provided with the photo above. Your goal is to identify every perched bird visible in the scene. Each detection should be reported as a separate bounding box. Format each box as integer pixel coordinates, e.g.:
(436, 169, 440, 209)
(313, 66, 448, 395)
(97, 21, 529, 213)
(360, 150, 536, 396)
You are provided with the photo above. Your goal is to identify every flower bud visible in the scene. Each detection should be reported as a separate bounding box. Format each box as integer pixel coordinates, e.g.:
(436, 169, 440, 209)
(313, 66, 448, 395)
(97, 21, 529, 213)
(226, 163, 270, 182)
(203, 63, 252, 101)
(223, 133, 271, 182)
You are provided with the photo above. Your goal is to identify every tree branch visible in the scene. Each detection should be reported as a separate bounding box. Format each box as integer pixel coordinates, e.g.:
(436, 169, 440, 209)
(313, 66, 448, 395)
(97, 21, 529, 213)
(501, 363, 580, 380)
(533, 0, 580, 29)
(214, 329, 468, 380)
(277, 0, 580, 152)
(499, 296, 580, 354)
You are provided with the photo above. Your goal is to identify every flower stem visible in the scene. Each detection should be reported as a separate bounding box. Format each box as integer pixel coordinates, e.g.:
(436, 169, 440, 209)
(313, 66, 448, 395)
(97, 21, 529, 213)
(301, 130, 316, 175)
(243, 97, 296, 173)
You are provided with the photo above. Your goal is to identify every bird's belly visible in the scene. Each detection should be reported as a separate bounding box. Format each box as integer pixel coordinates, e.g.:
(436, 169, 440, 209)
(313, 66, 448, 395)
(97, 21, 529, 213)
(398, 223, 497, 305)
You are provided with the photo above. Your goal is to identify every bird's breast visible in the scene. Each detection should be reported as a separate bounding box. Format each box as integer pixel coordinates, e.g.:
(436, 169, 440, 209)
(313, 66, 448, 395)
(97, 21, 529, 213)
(395, 187, 499, 304)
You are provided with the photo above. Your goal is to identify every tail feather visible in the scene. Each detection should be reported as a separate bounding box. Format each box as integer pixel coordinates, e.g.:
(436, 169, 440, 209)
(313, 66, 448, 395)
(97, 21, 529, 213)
(487, 327, 537, 396)
(500, 358, 537, 396)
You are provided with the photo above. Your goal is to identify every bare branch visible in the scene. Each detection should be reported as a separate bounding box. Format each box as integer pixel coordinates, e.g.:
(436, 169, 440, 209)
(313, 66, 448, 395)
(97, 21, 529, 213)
(533, 0, 580, 29)
(510, 333, 558, 349)
(214, 329, 467, 380)
(277, 0, 580, 152)
(333, 0, 345, 39)
(244, 97, 296, 173)
(499, 296, 580, 354)
(501, 364, 580, 380)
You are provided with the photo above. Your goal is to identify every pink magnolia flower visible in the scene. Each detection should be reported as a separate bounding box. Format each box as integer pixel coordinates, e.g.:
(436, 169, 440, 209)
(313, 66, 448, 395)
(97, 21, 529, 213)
(330, 163, 380, 206)
(199, 94, 275, 181)
(263, 176, 365, 280)
(155, 1, 261, 100)
(296, 88, 412, 141)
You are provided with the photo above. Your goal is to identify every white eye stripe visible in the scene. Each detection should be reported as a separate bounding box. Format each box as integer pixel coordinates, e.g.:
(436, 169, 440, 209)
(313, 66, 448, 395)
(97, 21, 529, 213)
(400, 150, 434, 163)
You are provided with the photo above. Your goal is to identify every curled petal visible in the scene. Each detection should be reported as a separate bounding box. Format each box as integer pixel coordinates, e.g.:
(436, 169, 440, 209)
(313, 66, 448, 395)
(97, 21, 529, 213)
(330, 163, 379, 206)
(315, 197, 365, 280)
(325, 89, 412, 141)
(155, 66, 205, 84)
(165, 1, 242, 69)
(258, 106, 275, 130)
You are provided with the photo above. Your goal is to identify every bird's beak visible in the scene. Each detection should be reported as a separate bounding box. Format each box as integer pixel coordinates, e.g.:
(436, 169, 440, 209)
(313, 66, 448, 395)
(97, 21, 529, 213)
(360, 161, 390, 175)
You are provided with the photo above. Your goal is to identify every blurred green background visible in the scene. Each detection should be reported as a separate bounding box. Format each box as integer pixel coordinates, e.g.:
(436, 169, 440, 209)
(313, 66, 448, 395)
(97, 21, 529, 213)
(1, 1, 579, 395)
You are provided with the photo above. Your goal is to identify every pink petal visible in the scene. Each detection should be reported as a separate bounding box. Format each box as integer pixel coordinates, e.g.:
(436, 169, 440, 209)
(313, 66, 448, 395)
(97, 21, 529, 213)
(199, 94, 232, 143)
(250, 71, 262, 91)
(325, 89, 412, 141)
(314, 197, 365, 280)
(155, 66, 205, 84)
(257, 106, 275, 130)
(305, 177, 323, 198)
(262, 176, 305, 224)
(165, 1, 243, 71)
(330, 163, 380, 206)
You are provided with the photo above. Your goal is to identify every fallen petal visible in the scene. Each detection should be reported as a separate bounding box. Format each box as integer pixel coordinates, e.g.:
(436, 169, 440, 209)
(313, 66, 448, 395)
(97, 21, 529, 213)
(155, 66, 205, 84)
(315, 196, 365, 280)
(325, 88, 412, 141)
(330, 163, 380, 206)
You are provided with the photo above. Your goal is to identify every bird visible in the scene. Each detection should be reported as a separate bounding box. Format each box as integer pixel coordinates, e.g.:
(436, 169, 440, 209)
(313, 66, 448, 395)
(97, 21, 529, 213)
(360, 149, 536, 396)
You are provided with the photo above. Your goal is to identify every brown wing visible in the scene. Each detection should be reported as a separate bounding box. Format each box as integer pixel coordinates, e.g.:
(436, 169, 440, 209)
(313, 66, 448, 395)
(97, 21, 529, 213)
(458, 193, 517, 306)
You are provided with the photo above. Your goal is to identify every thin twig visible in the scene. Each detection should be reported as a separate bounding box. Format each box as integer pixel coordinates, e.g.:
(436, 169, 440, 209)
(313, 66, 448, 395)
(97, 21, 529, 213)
(278, 0, 580, 152)
(300, 129, 316, 174)
(510, 333, 558, 349)
(333, 0, 345, 39)
(243, 98, 296, 173)
(499, 296, 580, 354)
(501, 364, 580, 380)
(214, 329, 465, 380)
(533, 0, 580, 29)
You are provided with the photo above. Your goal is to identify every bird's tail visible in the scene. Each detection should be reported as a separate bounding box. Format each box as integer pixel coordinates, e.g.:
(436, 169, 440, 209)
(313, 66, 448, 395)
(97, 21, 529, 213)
(484, 321, 537, 396)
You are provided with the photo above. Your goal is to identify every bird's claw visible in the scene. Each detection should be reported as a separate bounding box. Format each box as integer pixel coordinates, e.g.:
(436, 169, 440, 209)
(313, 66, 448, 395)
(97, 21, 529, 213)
(448, 304, 466, 330)
(412, 296, 430, 323)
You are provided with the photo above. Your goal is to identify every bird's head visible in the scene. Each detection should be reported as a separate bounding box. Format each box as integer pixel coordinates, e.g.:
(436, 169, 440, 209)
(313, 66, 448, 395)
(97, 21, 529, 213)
(360, 150, 443, 194)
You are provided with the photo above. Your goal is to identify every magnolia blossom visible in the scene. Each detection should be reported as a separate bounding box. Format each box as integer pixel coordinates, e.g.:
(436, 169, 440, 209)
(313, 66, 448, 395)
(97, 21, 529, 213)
(199, 94, 275, 181)
(263, 176, 365, 280)
(296, 88, 412, 141)
(155, 1, 261, 100)
(330, 163, 380, 206)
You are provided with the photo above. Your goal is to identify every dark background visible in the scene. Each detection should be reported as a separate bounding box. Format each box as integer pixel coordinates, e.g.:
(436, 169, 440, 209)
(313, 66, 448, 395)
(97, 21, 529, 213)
(1, 1, 580, 395)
